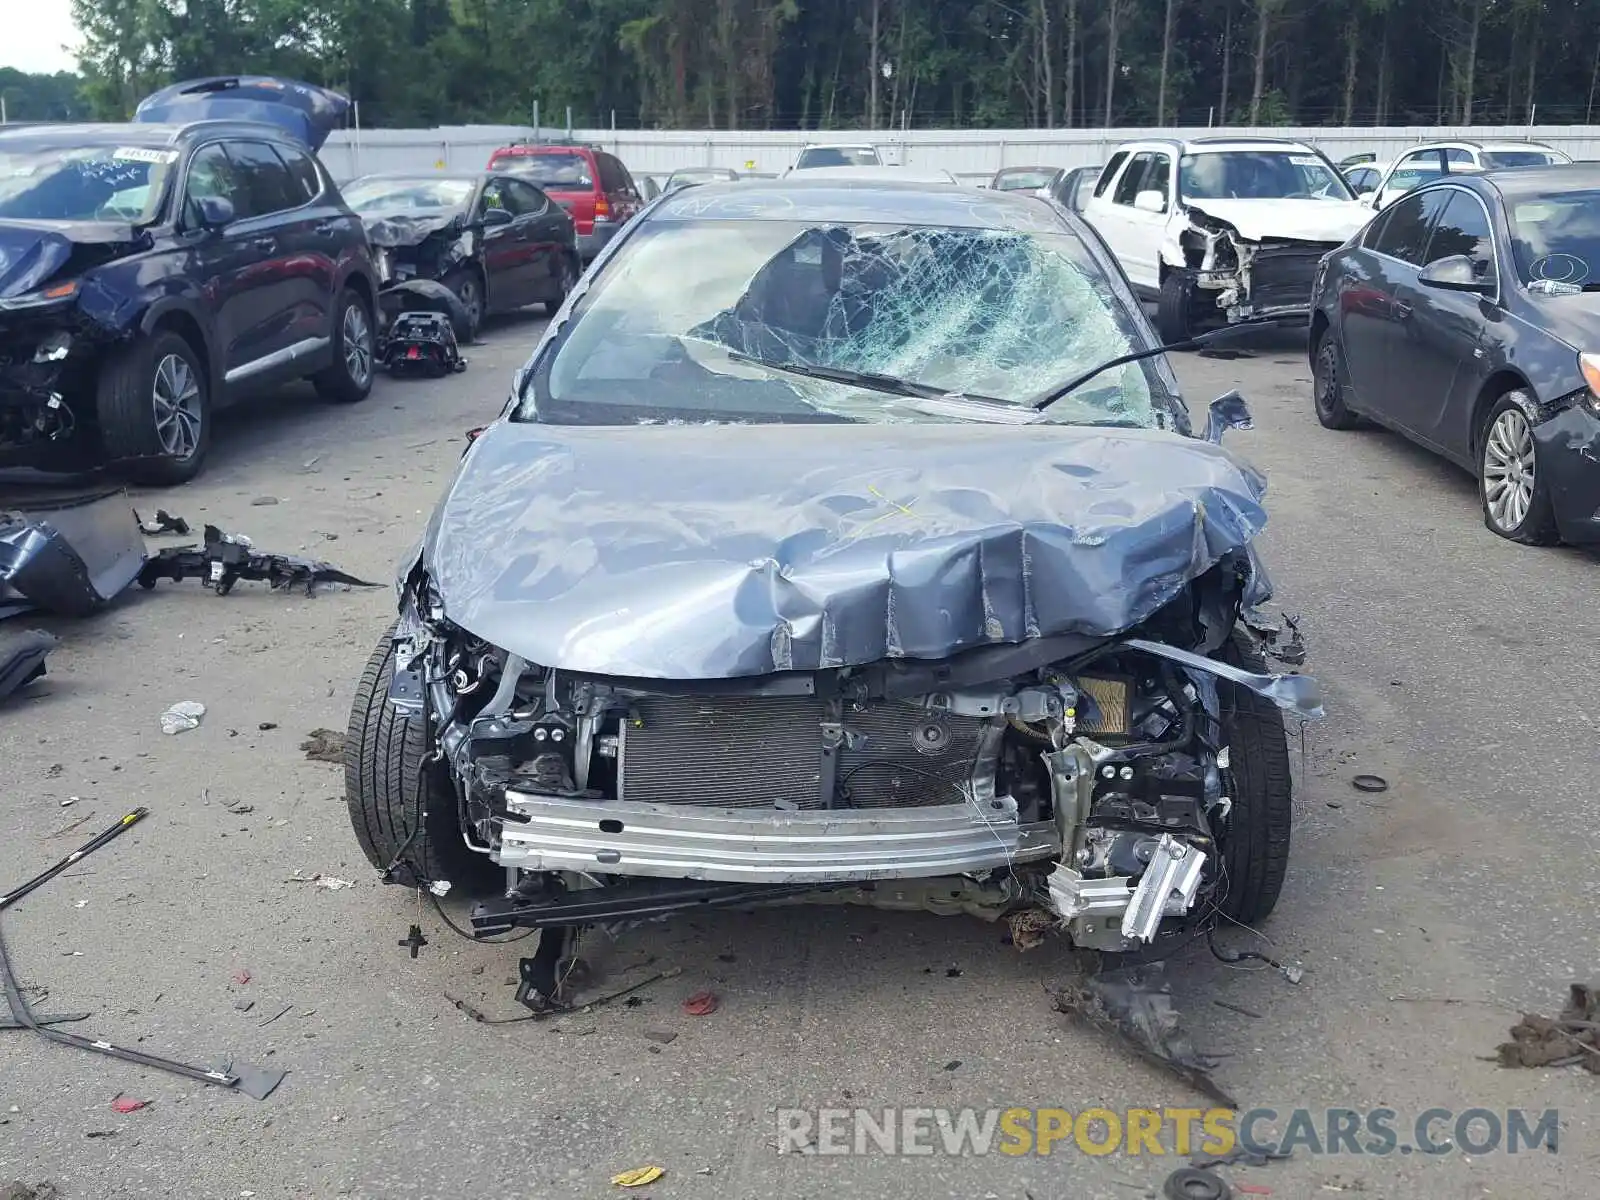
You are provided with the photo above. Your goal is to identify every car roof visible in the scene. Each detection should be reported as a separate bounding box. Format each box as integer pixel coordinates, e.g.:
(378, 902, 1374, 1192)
(1400, 139, 1560, 152)
(648, 177, 1070, 233)
(348, 171, 488, 183)
(800, 142, 878, 150)
(0, 120, 299, 148)
(1479, 162, 1600, 194)
(1108, 136, 1319, 155)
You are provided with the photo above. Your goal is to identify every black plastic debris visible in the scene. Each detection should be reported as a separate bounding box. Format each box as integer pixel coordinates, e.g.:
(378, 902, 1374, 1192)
(0, 630, 57, 702)
(381, 310, 467, 378)
(1163, 1166, 1233, 1200)
(1351, 774, 1389, 793)
(1054, 962, 1238, 1108)
(138, 525, 379, 597)
(135, 509, 191, 537)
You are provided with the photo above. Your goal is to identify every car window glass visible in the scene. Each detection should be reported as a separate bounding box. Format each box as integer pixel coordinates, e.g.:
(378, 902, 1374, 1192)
(226, 140, 300, 218)
(1094, 152, 1128, 198)
(596, 154, 621, 191)
(1143, 154, 1171, 202)
(1425, 191, 1496, 279)
(609, 157, 637, 193)
(1113, 153, 1155, 205)
(1506, 189, 1600, 285)
(480, 178, 510, 214)
(1371, 190, 1450, 265)
(1443, 148, 1474, 165)
(275, 144, 321, 202)
(506, 179, 547, 215)
(183, 143, 239, 224)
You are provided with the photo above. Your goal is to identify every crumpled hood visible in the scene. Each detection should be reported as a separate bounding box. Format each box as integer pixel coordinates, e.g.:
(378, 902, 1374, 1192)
(0, 221, 135, 298)
(1184, 198, 1371, 244)
(417, 421, 1271, 679)
(361, 210, 463, 248)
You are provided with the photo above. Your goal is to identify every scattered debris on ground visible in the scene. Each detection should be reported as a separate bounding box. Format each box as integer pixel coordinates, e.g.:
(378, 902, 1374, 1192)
(1351, 774, 1388, 793)
(682, 990, 719, 1016)
(1497, 982, 1600, 1072)
(1, 1182, 62, 1200)
(1191, 1144, 1291, 1169)
(135, 509, 190, 536)
(1163, 1166, 1232, 1199)
(0, 630, 57, 703)
(1055, 963, 1238, 1108)
(110, 1096, 149, 1114)
(159, 701, 206, 735)
(139, 525, 379, 598)
(301, 729, 344, 762)
(610, 1166, 664, 1188)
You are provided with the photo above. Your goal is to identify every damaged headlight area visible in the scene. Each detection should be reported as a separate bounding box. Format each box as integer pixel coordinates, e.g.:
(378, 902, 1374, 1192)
(0, 316, 102, 450)
(387, 553, 1316, 959)
(1177, 209, 1341, 323)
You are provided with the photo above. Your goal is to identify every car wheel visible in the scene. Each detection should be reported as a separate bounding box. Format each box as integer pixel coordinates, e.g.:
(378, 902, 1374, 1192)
(313, 289, 376, 404)
(1311, 332, 1363, 430)
(1478, 393, 1559, 545)
(1214, 633, 1293, 925)
(444, 270, 484, 341)
(344, 623, 499, 893)
(98, 329, 211, 486)
(547, 254, 578, 314)
(1156, 270, 1196, 344)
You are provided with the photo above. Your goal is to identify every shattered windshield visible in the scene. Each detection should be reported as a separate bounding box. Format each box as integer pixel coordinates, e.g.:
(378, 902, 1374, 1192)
(0, 143, 175, 222)
(342, 177, 475, 212)
(522, 217, 1165, 428)
(1179, 151, 1353, 201)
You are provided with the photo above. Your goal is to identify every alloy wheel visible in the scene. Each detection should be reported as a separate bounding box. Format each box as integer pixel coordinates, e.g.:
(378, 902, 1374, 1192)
(343, 302, 373, 387)
(1482, 408, 1536, 532)
(151, 352, 201, 459)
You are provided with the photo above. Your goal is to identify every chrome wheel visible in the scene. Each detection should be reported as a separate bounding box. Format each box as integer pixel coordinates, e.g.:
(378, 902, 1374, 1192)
(152, 352, 201, 459)
(1482, 408, 1535, 532)
(342, 302, 373, 387)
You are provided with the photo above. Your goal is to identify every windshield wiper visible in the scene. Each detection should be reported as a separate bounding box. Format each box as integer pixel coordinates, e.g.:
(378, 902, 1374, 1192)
(725, 350, 1010, 406)
(1026, 315, 1306, 411)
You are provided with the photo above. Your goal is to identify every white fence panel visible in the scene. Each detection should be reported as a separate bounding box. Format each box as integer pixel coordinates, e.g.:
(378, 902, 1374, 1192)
(320, 124, 1600, 183)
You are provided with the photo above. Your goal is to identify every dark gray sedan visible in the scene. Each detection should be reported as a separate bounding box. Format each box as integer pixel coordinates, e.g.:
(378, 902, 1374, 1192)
(1309, 164, 1600, 545)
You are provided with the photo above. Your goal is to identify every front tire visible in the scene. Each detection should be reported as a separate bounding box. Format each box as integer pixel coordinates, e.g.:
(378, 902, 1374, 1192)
(444, 269, 485, 341)
(344, 624, 498, 892)
(1312, 331, 1363, 430)
(1478, 393, 1558, 545)
(1215, 634, 1293, 925)
(1156, 270, 1197, 344)
(98, 329, 210, 487)
(314, 289, 376, 404)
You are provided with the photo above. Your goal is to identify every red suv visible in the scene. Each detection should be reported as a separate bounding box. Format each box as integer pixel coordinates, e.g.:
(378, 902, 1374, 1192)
(486, 144, 642, 262)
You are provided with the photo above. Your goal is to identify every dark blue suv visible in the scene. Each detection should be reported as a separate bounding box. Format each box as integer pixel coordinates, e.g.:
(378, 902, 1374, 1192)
(0, 78, 378, 484)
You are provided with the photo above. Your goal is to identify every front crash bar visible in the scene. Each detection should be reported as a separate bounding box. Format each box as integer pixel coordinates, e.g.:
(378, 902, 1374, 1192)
(470, 879, 834, 935)
(494, 791, 1061, 883)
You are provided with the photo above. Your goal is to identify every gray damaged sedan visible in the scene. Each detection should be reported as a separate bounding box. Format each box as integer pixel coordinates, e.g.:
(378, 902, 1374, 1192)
(343, 178, 1321, 1008)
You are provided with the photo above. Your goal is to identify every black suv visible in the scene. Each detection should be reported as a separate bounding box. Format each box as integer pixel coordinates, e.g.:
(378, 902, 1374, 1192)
(0, 95, 377, 484)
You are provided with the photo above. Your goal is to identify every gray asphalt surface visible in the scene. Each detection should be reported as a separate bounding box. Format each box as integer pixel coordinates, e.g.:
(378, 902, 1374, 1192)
(1, 312, 1594, 1200)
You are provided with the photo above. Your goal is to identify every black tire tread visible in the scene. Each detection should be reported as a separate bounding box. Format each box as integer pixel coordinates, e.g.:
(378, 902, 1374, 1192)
(1312, 331, 1363, 430)
(1215, 633, 1294, 924)
(1156, 270, 1196, 344)
(343, 624, 494, 890)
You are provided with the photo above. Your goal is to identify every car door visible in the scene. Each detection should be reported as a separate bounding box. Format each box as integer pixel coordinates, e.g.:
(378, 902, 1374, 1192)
(1377, 149, 1446, 210)
(1081, 151, 1132, 270)
(178, 141, 285, 390)
(1095, 151, 1172, 291)
(504, 178, 559, 298)
(475, 177, 532, 308)
(1393, 188, 1500, 462)
(226, 139, 335, 363)
(1344, 188, 1452, 429)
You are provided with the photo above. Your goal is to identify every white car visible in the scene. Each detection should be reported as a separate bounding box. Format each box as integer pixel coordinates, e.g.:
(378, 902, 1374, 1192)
(785, 143, 882, 174)
(786, 165, 957, 185)
(1082, 136, 1374, 342)
(1365, 140, 1572, 210)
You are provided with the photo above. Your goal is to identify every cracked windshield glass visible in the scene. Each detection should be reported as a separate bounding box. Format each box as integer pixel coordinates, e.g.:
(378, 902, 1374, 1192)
(523, 218, 1162, 427)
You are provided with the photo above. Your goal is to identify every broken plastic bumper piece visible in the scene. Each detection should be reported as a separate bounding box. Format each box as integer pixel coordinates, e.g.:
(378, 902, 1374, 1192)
(1046, 832, 1208, 944)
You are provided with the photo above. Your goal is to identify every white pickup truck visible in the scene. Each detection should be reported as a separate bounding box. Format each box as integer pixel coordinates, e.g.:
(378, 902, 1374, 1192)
(1082, 137, 1374, 341)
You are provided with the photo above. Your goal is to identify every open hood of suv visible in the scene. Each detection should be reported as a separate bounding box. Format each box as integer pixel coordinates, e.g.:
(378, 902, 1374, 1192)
(415, 420, 1271, 679)
(134, 77, 349, 152)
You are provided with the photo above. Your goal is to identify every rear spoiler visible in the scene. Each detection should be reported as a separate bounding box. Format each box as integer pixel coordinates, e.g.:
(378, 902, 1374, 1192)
(134, 76, 350, 152)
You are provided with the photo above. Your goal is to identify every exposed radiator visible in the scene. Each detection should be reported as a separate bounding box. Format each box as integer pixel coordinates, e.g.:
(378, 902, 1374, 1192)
(1249, 244, 1333, 310)
(617, 695, 993, 810)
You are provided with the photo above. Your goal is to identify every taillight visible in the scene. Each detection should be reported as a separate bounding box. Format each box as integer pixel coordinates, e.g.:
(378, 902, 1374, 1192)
(594, 195, 611, 219)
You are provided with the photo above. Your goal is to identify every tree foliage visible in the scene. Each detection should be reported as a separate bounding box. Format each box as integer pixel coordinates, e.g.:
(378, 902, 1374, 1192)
(28, 0, 1600, 129)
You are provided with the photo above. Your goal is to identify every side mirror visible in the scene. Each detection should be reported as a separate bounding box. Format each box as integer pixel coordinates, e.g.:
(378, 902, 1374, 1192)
(1203, 389, 1254, 445)
(194, 195, 235, 230)
(481, 207, 513, 227)
(1419, 254, 1494, 295)
(1133, 189, 1167, 214)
